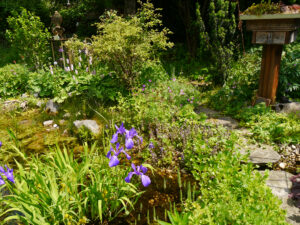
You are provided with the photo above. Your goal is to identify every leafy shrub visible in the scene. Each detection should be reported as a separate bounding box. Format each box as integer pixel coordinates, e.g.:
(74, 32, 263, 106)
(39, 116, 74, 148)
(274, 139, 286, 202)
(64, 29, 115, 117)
(278, 39, 300, 100)
(27, 70, 56, 98)
(6, 8, 51, 70)
(196, 0, 237, 84)
(236, 103, 300, 144)
(208, 49, 261, 114)
(183, 133, 288, 225)
(91, 1, 173, 88)
(111, 78, 206, 168)
(116, 77, 202, 128)
(27, 65, 124, 103)
(242, 2, 280, 15)
(1, 144, 140, 224)
(0, 64, 29, 97)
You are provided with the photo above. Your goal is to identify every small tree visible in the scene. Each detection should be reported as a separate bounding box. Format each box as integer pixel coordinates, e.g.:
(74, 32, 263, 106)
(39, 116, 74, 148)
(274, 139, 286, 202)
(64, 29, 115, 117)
(196, 0, 237, 84)
(6, 8, 51, 70)
(91, 0, 173, 88)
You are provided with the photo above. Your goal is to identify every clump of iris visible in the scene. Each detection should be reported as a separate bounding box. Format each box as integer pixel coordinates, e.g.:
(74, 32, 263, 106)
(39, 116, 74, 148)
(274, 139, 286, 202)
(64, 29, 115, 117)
(0, 142, 15, 186)
(107, 123, 151, 187)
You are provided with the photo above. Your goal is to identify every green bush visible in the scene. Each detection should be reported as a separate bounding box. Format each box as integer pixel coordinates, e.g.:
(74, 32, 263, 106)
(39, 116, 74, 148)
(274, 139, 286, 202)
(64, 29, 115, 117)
(115, 77, 202, 128)
(196, 0, 237, 84)
(91, 1, 173, 88)
(183, 133, 288, 225)
(208, 49, 261, 114)
(6, 8, 51, 70)
(27, 65, 124, 103)
(111, 78, 205, 167)
(278, 39, 300, 100)
(1, 144, 140, 224)
(236, 103, 300, 144)
(0, 64, 29, 97)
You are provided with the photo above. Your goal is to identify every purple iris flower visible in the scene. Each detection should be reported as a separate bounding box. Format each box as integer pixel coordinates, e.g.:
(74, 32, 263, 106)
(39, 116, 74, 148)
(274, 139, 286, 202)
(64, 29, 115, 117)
(125, 128, 137, 149)
(0, 175, 5, 186)
(148, 80, 152, 82)
(59, 48, 64, 53)
(0, 165, 15, 183)
(111, 123, 126, 143)
(0, 141, 2, 147)
(125, 163, 151, 187)
(149, 142, 154, 149)
(143, 84, 146, 88)
(106, 143, 131, 167)
(125, 128, 143, 150)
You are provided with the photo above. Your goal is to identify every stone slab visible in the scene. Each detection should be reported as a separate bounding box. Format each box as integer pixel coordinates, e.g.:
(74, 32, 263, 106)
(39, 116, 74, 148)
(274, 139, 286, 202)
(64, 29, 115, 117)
(259, 170, 300, 225)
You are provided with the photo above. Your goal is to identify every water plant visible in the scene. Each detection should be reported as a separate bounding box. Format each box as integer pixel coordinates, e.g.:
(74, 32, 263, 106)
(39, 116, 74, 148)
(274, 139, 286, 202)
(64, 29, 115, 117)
(0, 143, 141, 224)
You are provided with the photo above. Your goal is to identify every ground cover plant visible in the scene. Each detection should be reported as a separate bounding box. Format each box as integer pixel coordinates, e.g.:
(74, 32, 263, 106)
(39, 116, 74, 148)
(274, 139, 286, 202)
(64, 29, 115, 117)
(0, 0, 299, 224)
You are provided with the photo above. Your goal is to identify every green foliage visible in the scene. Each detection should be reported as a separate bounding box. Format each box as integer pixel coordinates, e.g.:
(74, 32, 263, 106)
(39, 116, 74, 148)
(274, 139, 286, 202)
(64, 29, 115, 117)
(0, 64, 29, 97)
(278, 39, 300, 100)
(0, 44, 19, 67)
(208, 49, 261, 114)
(0, 143, 140, 224)
(27, 65, 123, 103)
(197, 0, 237, 84)
(183, 133, 288, 225)
(158, 206, 191, 225)
(243, 1, 280, 15)
(91, 1, 173, 88)
(111, 77, 205, 167)
(115, 77, 202, 128)
(236, 103, 300, 144)
(6, 8, 51, 70)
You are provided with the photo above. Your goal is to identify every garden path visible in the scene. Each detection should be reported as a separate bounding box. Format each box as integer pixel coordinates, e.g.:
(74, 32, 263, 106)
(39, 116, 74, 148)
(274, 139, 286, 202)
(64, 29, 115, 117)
(196, 106, 300, 225)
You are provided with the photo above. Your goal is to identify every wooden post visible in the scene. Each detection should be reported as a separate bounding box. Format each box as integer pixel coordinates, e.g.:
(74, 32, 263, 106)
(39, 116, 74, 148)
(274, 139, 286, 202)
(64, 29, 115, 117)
(240, 14, 300, 106)
(258, 44, 283, 105)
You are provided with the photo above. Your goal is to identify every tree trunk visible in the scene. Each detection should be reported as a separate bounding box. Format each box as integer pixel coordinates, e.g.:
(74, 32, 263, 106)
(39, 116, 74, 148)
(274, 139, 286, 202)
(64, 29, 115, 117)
(178, 0, 198, 59)
(124, 0, 136, 16)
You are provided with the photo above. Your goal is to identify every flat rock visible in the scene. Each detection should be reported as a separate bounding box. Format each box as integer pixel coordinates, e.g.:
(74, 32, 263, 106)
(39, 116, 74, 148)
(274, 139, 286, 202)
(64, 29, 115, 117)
(73, 120, 100, 135)
(249, 148, 281, 164)
(196, 107, 219, 117)
(196, 106, 238, 129)
(237, 137, 281, 164)
(45, 100, 59, 114)
(207, 117, 239, 129)
(2, 100, 20, 111)
(259, 170, 300, 225)
(43, 120, 54, 126)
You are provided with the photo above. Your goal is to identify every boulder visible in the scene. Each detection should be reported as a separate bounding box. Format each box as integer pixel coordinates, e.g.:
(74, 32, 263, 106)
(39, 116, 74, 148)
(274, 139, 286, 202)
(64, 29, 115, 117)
(73, 120, 100, 135)
(45, 100, 59, 114)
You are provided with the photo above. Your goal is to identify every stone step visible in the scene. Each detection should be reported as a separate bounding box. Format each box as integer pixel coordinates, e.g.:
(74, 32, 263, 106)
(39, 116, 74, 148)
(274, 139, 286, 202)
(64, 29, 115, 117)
(259, 170, 300, 225)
